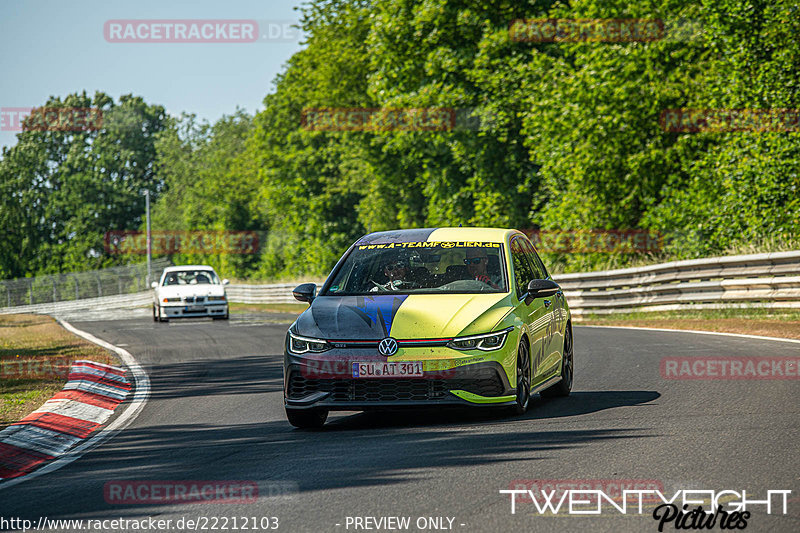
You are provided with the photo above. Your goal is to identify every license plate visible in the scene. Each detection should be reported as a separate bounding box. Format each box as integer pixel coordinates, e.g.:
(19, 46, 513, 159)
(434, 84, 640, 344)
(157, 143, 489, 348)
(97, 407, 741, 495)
(185, 305, 205, 312)
(352, 362, 424, 378)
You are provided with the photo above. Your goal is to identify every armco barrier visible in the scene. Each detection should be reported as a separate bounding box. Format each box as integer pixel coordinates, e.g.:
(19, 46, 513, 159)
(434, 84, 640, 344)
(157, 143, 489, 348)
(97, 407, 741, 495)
(224, 283, 299, 304)
(556, 250, 800, 316)
(0, 259, 171, 308)
(1, 251, 798, 317)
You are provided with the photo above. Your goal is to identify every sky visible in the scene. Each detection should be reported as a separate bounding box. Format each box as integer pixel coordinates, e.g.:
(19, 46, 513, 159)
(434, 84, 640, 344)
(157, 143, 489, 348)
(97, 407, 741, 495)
(0, 0, 306, 149)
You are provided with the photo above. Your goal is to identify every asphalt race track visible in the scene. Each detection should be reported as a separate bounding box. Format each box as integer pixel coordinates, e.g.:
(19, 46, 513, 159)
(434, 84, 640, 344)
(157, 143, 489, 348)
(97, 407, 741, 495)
(2, 316, 799, 533)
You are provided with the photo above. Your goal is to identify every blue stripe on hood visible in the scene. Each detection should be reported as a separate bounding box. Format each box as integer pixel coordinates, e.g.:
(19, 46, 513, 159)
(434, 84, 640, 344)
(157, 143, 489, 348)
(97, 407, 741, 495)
(352, 295, 408, 337)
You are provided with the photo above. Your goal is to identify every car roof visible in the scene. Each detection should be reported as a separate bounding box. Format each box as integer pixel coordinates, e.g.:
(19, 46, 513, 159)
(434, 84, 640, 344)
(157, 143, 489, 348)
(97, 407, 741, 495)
(356, 227, 520, 245)
(162, 265, 217, 273)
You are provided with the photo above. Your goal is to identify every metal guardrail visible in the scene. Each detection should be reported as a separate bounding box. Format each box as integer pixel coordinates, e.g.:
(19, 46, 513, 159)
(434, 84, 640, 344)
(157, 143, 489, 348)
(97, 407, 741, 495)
(0, 259, 171, 308)
(1, 251, 797, 317)
(0, 292, 153, 316)
(225, 283, 300, 304)
(556, 250, 800, 315)
(222, 251, 800, 314)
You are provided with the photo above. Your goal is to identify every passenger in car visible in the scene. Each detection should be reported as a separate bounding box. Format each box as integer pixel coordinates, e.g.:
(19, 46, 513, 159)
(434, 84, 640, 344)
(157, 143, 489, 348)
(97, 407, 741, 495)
(371, 260, 416, 291)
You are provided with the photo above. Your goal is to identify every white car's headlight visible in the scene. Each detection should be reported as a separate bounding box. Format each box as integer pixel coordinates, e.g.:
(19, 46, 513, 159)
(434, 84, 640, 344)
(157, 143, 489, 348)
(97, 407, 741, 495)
(447, 327, 513, 351)
(288, 331, 331, 354)
(162, 297, 180, 303)
(208, 295, 226, 301)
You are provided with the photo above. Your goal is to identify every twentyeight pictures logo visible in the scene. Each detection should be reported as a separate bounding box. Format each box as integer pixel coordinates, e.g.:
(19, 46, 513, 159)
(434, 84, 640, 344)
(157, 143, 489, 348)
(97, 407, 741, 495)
(500, 486, 792, 530)
(103, 20, 301, 43)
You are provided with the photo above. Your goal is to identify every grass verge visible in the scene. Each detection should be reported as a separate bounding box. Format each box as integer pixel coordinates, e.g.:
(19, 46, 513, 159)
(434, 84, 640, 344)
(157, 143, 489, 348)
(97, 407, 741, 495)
(578, 308, 800, 340)
(0, 314, 117, 429)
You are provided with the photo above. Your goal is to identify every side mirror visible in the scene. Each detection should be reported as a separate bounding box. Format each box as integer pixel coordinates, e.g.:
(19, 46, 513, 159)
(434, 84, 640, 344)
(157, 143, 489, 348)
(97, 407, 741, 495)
(525, 279, 560, 304)
(222, 279, 230, 285)
(151, 281, 158, 289)
(292, 282, 317, 303)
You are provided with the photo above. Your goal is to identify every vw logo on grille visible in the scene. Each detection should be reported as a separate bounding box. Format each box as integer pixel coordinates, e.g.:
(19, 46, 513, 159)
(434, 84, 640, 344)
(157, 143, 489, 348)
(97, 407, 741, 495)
(378, 337, 398, 356)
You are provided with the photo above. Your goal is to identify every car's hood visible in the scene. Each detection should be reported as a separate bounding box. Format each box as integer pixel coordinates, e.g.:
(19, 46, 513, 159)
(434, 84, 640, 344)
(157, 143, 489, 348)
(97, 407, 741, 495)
(294, 293, 512, 340)
(157, 285, 226, 298)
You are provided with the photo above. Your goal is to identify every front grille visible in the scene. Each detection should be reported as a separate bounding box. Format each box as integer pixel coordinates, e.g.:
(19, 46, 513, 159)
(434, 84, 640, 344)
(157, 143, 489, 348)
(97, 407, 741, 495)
(183, 296, 206, 304)
(288, 367, 505, 402)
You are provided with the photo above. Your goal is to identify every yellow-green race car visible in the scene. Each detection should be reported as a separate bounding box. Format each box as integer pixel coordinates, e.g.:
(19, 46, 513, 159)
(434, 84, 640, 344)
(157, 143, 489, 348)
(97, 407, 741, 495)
(284, 227, 573, 428)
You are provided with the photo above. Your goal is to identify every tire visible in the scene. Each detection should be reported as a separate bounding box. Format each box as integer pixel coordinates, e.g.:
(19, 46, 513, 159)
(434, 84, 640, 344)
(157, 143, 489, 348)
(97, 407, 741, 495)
(286, 408, 328, 429)
(510, 338, 531, 415)
(153, 305, 158, 322)
(541, 325, 573, 398)
(157, 305, 168, 323)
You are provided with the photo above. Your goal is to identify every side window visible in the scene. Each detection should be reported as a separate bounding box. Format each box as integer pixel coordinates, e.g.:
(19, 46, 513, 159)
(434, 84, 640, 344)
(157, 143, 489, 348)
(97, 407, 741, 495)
(531, 250, 550, 280)
(520, 237, 548, 279)
(510, 237, 535, 299)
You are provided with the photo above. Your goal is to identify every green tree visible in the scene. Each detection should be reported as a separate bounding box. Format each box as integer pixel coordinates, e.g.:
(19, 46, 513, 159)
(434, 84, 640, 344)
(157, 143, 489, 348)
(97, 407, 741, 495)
(0, 92, 167, 277)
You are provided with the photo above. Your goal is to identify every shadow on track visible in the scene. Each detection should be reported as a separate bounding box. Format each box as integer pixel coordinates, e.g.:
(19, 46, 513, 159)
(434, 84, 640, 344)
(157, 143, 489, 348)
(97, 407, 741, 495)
(3, 422, 659, 522)
(142, 355, 285, 399)
(1, 386, 661, 521)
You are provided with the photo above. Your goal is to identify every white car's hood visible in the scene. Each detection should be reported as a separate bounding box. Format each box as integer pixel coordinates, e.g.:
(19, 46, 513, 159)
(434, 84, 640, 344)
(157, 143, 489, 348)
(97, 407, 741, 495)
(157, 285, 226, 298)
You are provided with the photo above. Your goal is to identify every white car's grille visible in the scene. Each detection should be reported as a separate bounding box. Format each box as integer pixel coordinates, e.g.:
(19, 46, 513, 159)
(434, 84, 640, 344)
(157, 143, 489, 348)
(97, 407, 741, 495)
(182, 296, 206, 304)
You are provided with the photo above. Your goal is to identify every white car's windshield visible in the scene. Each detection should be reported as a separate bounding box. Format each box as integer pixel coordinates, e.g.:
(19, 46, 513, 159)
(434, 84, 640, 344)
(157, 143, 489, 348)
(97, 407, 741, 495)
(324, 241, 508, 296)
(162, 270, 220, 286)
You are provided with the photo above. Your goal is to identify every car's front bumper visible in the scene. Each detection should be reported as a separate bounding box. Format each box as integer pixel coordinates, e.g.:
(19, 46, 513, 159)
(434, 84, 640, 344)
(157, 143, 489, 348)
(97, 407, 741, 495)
(283, 356, 516, 411)
(160, 303, 228, 318)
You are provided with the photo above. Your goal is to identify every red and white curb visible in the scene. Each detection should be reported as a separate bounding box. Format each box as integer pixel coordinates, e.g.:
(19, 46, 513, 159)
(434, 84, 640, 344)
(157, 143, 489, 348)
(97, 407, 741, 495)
(0, 361, 129, 478)
(0, 320, 149, 489)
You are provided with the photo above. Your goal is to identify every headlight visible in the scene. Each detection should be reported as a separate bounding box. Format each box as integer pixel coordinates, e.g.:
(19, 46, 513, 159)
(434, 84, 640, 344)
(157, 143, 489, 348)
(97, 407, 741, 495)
(208, 296, 226, 301)
(288, 331, 331, 354)
(163, 297, 180, 303)
(447, 327, 512, 351)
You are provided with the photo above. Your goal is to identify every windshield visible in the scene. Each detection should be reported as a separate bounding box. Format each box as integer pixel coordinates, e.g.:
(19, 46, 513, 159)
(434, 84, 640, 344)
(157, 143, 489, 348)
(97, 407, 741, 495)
(324, 241, 508, 296)
(162, 269, 220, 286)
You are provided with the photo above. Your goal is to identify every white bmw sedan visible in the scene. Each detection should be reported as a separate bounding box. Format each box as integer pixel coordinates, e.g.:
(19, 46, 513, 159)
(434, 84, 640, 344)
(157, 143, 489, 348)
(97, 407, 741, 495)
(152, 265, 230, 322)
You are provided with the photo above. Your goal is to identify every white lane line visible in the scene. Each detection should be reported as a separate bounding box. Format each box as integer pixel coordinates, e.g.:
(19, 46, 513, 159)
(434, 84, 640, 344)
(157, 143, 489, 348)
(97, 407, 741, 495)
(0, 319, 151, 491)
(577, 325, 800, 345)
